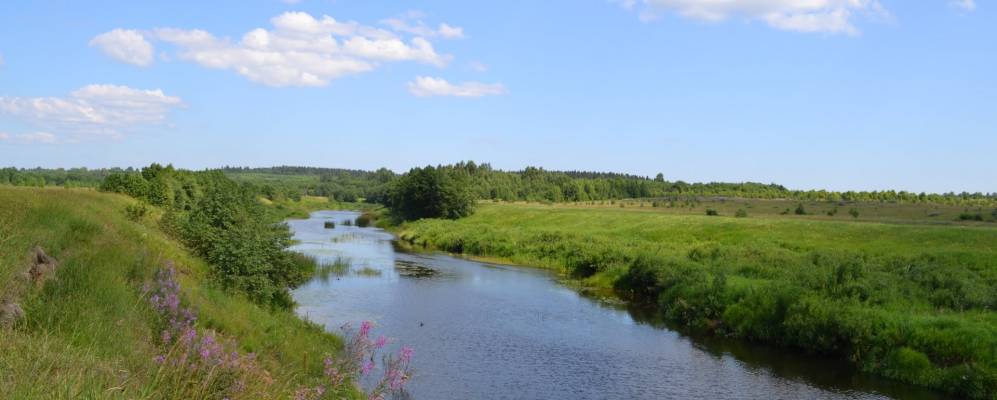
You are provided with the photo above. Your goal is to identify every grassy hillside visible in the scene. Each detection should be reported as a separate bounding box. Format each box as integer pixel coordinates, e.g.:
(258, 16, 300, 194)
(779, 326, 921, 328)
(0, 187, 357, 399)
(397, 202, 997, 398)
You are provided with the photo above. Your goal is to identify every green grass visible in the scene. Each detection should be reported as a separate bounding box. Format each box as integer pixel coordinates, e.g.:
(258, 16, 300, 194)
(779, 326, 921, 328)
(0, 186, 359, 399)
(540, 197, 997, 226)
(398, 202, 997, 398)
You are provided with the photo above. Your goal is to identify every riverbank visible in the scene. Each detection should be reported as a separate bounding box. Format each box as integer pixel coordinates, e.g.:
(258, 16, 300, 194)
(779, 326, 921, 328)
(394, 202, 997, 398)
(0, 187, 360, 399)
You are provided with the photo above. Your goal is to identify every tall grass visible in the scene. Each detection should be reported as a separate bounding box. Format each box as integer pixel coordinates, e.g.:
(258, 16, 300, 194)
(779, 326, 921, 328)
(0, 186, 361, 399)
(398, 202, 997, 398)
(314, 257, 352, 281)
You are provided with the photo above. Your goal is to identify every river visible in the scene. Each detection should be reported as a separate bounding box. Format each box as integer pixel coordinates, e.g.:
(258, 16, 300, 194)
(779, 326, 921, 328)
(289, 210, 944, 400)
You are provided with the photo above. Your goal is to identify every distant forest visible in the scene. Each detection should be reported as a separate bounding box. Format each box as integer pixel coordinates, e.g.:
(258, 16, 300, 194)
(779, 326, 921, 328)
(3, 163, 996, 206)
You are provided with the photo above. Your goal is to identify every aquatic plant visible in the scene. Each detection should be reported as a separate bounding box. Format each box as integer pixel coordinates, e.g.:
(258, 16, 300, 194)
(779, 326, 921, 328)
(315, 256, 352, 281)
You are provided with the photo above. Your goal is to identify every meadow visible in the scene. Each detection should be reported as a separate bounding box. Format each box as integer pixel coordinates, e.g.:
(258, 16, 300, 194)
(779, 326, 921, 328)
(397, 202, 997, 398)
(0, 186, 361, 399)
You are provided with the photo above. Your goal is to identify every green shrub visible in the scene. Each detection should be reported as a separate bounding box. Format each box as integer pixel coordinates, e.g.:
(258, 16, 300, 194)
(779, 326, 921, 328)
(705, 209, 719, 216)
(355, 212, 373, 227)
(958, 212, 984, 221)
(389, 166, 475, 221)
(124, 203, 148, 222)
(735, 209, 748, 218)
(795, 203, 807, 215)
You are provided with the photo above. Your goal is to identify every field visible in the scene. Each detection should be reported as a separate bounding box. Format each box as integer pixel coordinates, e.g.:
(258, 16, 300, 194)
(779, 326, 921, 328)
(0, 187, 358, 399)
(397, 202, 997, 398)
(552, 196, 997, 226)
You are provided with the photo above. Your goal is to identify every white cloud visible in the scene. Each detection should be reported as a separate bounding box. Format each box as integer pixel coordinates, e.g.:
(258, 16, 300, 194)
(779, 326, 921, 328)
(619, 0, 890, 35)
(380, 11, 465, 39)
(408, 76, 506, 97)
(0, 131, 60, 144)
(94, 12, 455, 87)
(0, 84, 182, 142)
(89, 29, 154, 66)
(951, 0, 976, 11)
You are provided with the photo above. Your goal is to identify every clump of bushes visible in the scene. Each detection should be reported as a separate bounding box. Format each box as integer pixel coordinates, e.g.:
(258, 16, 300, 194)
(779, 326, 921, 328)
(125, 203, 148, 221)
(324, 221, 336, 229)
(794, 203, 807, 215)
(849, 208, 860, 218)
(705, 209, 719, 216)
(104, 166, 313, 309)
(355, 212, 374, 227)
(735, 209, 748, 218)
(958, 212, 984, 221)
(388, 166, 475, 221)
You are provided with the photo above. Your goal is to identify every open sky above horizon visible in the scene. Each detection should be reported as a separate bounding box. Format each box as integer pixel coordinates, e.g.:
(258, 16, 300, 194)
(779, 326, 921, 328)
(0, 0, 994, 193)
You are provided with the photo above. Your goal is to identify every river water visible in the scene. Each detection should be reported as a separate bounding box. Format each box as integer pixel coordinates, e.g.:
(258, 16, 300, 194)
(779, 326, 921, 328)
(289, 211, 943, 400)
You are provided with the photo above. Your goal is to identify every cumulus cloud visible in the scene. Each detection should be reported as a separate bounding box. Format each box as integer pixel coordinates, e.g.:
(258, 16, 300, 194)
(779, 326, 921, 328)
(619, 0, 890, 35)
(381, 11, 465, 39)
(89, 29, 154, 66)
(93, 12, 455, 87)
(408, 76, 505, 97)
(0, 84, 182, 142)
(951, 0, 976, 11)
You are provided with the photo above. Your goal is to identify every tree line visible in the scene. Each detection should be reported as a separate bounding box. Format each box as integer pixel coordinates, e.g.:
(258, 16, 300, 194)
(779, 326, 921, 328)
(5, 162, 996, 208)
(221, 161, 997, 208)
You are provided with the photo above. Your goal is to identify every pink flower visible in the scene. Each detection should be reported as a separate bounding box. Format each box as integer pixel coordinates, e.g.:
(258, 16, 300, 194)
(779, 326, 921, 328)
(359, 321, 372, 338)
(399, 346, 414, 363)
(374, 335, 388, 349)
(361, 360, 375, 375)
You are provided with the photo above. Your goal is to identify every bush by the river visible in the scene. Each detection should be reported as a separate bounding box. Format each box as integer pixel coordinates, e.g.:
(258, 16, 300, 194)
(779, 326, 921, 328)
(102, 164, 312, 309)
(388, 165, 475, 221)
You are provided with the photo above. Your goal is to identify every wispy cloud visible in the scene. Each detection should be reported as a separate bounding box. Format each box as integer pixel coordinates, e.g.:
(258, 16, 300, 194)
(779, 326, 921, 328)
(0, 131, 59, 144)
(380, 11, 465, 39)
(468, 61, 488, 72)
(92, 11, 460, 87)
(0, 84, 183, 142)
(950, 0, 976, 11)
(616, 0, 891, 35)
(408, 76, 505, 97)
(89, 29, 154, 66)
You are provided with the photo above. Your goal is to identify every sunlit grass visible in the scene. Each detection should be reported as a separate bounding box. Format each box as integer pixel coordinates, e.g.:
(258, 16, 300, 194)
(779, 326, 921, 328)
(0, 186, 360, 399)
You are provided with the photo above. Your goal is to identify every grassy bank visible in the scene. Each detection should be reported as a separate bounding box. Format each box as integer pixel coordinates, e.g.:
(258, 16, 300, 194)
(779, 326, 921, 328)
(0, 187, 359, 399)
(397, 202, 997, 398)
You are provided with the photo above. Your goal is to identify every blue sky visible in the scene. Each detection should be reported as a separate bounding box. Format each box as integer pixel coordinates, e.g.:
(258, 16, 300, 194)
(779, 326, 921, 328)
(0, 0, 994, 193)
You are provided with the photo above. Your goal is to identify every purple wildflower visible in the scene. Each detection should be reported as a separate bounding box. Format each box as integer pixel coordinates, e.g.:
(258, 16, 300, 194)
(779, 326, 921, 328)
(400, 346, 414, 363)
(359, 320, 372, 338)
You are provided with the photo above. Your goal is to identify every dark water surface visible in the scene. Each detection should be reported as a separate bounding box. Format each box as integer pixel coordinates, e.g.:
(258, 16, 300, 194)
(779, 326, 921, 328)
(290, 211, 944, 400)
